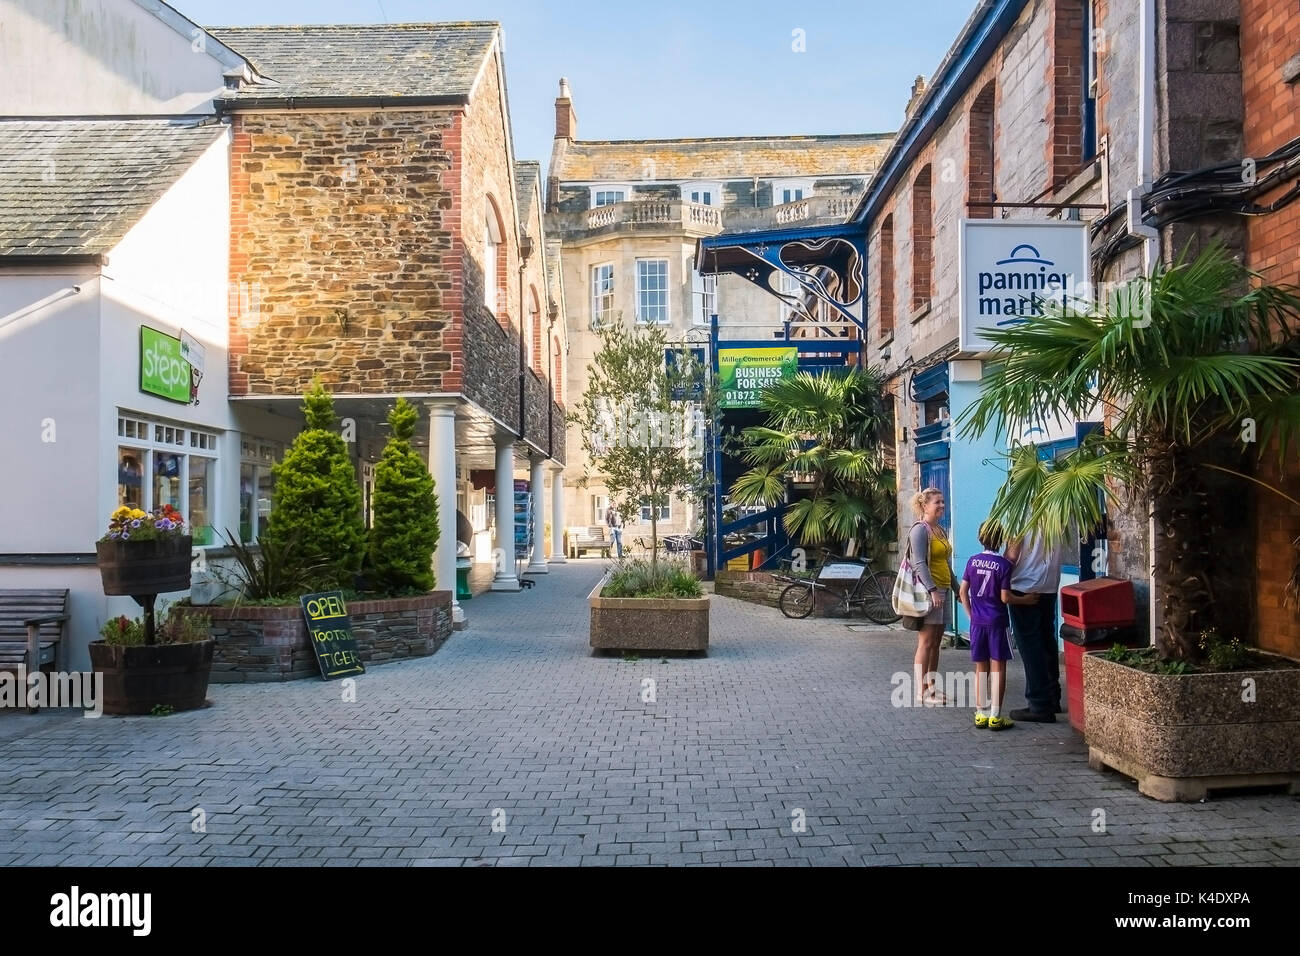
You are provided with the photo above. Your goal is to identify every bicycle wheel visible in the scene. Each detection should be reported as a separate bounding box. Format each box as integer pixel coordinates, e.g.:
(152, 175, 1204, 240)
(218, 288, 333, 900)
(861, 570, 901, 625)
(779, 582, 815, 619)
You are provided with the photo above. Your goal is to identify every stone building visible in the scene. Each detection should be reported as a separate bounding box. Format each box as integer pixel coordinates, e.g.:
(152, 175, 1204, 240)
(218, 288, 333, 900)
(0, 2, 564, 653)
(546, 79, 891, 542)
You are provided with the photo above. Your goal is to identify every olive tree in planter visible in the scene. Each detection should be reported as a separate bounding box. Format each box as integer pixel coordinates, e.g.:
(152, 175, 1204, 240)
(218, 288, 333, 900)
(959, 243, 1300, 799)
(93, 505, 214, 714)
(569, 319, 714, 654)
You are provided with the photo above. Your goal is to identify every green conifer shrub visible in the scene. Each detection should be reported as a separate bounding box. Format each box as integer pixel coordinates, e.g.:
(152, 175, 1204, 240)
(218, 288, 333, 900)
(369, 398, 440, 591)
(263, 380, 366, 591)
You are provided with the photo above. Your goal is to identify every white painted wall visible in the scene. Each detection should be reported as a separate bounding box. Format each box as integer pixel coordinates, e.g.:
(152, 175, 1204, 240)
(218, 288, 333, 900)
(0, 270, 103, 553)
(0, 129, 298, 670)
(0, 0, 234, 115)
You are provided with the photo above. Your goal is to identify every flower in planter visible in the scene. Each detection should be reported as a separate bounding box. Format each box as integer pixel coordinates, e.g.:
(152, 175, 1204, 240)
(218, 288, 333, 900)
(98, 610, 210, 646)
(100, 505, 188, 543)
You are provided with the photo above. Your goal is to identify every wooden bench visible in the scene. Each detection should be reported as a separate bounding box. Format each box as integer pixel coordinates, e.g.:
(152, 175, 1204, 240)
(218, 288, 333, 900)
(567, 526, 610, 559)
(0, 589, 69, 681)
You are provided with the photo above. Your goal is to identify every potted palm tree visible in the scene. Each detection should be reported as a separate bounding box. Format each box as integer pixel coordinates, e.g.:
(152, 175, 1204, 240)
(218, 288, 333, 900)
(729, 367, 897, 563)
(959, 242, 1300, 800)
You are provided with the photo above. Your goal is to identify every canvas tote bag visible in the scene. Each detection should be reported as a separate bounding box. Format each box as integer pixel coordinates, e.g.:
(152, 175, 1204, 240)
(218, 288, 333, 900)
(892, 521, 933, 618)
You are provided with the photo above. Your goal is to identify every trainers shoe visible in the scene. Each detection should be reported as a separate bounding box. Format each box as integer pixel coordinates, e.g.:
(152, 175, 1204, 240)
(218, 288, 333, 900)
(988, 715, 1014, 731)
(974, 712, 989, 728)
(1009, 708, 1055, 723)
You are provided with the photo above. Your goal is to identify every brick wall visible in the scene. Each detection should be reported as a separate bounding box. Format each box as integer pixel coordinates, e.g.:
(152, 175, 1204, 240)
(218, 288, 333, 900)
(910, 165, 933, 310)
(180, 592, 453, 682)
(1242, 0, 1300, 657)
(227, 109, 459, 395)
(1049, 0, 1087, 182)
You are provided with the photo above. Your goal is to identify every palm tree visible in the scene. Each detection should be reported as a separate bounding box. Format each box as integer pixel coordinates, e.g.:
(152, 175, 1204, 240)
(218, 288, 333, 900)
(959, 242, 1300, 662)
(729, 367, 896, 558)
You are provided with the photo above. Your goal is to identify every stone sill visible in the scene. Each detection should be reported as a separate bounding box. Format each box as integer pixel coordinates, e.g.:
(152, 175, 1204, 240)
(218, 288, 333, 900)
(909, 302, 932, 324)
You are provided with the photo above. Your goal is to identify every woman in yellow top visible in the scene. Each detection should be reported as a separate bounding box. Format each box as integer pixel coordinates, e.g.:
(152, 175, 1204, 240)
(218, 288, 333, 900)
(908, 488, 955, 705)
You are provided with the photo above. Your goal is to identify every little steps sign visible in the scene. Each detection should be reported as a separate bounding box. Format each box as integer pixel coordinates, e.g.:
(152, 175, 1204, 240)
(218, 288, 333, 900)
(958, 219, 1090, 354)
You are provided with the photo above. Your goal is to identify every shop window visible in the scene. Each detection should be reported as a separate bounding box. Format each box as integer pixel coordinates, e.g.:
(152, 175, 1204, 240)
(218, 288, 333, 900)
(636, 259, 669, 324)
(116, 412, 219, 546)
(239, 439, 283, 544)
(692, 271, 717, 325)
(591, 263, 615, 328)
(593, 189, 627, 207)
(878, 215, 895, 338)
(911, 165, 933, 310)
(968, 82, 996, 219)
(640, 498, 670, 522)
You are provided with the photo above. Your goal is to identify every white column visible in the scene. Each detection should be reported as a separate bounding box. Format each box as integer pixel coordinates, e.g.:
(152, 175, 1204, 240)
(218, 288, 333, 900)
(549, 466, 566, 563)
(426, 400, 464, 626)
(526, 452, 549, 574)
(491, 431, 521, 590)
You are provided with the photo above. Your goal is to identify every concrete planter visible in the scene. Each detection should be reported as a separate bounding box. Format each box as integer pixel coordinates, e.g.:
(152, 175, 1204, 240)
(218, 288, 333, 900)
(589, 579, 709, 655)
(1083, 651, 1300, 801)
(174, 592, 453, 682)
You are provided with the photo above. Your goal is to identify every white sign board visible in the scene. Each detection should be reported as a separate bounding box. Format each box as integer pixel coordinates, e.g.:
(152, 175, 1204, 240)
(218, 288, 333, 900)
(820, 562, 866, 581)
(958, 219, 1090, 354)
(179, 330, 206, 372)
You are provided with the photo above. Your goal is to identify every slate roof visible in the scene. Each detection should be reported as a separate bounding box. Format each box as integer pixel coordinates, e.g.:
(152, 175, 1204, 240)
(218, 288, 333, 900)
(0, 119, 224, 258)
(208, 23, 498, 103)
(514, 160, 541, 223)
(552, 133, 894, 182)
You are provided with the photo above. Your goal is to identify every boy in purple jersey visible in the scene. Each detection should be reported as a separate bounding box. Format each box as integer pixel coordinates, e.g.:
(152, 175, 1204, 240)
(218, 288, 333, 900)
(959, 520, 1031, 730)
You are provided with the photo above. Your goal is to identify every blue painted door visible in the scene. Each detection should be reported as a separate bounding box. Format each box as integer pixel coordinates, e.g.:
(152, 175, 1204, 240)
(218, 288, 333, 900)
(919, 459, 951, 532)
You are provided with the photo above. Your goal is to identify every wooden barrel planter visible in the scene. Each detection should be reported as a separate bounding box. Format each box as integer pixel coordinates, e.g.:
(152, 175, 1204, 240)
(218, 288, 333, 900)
(96, 536, 193, 596)
(88, 639, 215, 715)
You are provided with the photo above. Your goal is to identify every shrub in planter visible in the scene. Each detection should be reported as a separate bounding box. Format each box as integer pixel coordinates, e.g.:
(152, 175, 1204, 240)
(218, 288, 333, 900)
(590, 558, 709, 655)
(262, 379, 366, 591)
(369, 398, 439, 592)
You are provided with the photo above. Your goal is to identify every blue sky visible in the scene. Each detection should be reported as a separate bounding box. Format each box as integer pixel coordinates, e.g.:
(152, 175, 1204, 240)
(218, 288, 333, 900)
(179, 0, 979, 170)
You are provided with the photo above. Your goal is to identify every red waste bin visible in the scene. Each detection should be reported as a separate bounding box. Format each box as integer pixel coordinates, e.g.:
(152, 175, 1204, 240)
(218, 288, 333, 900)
(1059, 578, 1139, 733)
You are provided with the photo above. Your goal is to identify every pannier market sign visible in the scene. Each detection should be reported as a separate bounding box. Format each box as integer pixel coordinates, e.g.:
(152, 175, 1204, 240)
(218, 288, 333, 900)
(958, 219, 1091, 354)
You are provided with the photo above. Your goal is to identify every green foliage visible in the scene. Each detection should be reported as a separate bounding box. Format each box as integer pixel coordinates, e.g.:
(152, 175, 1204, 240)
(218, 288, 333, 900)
(150, 704, 175, 717)
(1103, 643, 1129, 662)
(213, 529, 326, 602)
(262, 380, 366, 591)
(1199, 628, 1251, 671)
(369, 398, 440, 592)
(603, 559, 703, 598)
(728, 368, 896, 557)
(569, 319, 716, 573)
(958, 242, 1300, 660)
(100, 615, 146, 646)
(100, 610, 210, 646)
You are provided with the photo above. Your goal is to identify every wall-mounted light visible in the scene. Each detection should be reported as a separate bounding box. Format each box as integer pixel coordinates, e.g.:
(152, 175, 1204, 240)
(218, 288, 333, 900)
(881, 345, 892, 361)
(901, 427, 909, 443)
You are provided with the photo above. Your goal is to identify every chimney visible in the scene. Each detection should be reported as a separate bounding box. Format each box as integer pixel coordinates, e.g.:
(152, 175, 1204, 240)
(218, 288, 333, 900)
(555, 77, 577, 141)
(904, 74, 928, 119)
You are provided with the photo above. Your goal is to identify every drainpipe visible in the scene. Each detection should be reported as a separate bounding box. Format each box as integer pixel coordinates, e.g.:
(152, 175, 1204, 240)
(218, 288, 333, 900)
(518, 237, 534, 443)
(1130, 0, 1160, 648)
(546, 310, 557, 459)
(1128, 0, 1159, 279)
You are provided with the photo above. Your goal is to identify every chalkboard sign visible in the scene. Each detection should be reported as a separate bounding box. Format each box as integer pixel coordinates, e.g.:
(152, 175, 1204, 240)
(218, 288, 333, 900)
(300, 591, 365, 680)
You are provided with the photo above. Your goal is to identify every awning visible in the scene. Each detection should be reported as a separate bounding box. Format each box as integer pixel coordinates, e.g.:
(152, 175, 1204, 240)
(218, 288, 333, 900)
(695, 221, 867, 331)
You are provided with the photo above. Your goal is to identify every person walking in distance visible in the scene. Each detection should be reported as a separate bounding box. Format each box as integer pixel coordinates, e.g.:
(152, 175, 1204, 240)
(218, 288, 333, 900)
(908, 488, 955, 705)
(605, 503, 624, 559)
(1005, 529, 1067, 722)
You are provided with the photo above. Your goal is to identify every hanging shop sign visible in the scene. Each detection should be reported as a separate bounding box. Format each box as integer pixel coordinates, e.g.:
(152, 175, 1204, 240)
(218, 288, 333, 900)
(665, 347, 707, 401)
(301, 591, 365, 680)
(958, 220, 1091, 354)
(717, 346, 798, 408)
(139, 325, 196, 404)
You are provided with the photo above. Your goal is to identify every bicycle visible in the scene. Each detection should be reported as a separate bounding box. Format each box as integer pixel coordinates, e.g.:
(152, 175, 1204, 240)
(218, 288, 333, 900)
(771, 551, 900, 624)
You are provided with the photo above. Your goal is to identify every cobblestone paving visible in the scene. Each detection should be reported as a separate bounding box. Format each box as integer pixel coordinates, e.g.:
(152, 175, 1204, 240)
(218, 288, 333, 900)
(2, 561, 1298, 866)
